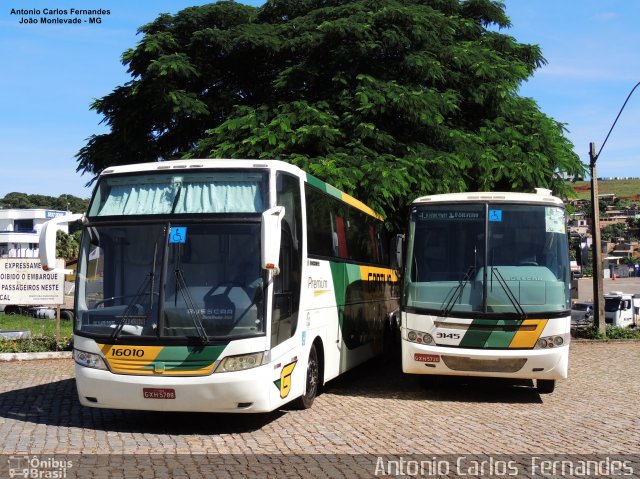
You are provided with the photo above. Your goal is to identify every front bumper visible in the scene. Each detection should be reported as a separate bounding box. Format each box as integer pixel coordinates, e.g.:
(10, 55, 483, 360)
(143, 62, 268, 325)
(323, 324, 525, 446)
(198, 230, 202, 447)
(75, 363, 274, 413)
(402, 340, 569, 380)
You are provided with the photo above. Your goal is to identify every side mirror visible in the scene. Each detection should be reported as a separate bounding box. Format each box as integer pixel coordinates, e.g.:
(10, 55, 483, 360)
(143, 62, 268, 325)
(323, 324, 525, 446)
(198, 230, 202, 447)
(39, 213, 84, 271)
(261, 206, 285, 274)
(390, 234, 404, 270)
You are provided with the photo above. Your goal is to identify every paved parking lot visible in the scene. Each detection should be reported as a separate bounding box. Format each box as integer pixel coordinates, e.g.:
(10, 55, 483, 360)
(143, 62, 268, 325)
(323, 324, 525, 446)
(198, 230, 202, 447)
(0, 341, 639, 477)
(575, 276, 640, 301)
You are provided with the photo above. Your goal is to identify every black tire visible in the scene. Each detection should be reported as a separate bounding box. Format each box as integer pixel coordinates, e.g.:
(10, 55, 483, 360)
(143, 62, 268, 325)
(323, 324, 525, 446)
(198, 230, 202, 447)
(537, 379, 555, 394)
(60, 310, 74, 322)
(295, 344, 320, 409)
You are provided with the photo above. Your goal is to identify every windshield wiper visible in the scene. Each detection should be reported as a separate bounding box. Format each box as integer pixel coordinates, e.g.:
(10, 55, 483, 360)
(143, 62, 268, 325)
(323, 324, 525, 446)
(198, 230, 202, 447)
(111, 272, 153, 340)
(440, 266, 475, 318)
(174, 268, 209, 343)
(490, 267, 527, 320)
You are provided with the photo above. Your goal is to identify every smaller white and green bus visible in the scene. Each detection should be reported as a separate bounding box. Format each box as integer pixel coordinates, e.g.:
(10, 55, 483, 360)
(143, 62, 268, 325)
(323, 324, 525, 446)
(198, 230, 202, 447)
(400, 189, 571, 393)
(40, 160, 399, 412)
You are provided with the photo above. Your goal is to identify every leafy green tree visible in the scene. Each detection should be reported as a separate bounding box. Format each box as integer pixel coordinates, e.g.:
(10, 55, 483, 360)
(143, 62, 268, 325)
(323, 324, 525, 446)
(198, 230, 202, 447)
(56, 230, 81, 260)
(0, 193, 33, 209)
(626, 216, 640, 241)
(76, 0, 584, 227)
(601, 223, 626, 242)
(0, 193, 89, 214)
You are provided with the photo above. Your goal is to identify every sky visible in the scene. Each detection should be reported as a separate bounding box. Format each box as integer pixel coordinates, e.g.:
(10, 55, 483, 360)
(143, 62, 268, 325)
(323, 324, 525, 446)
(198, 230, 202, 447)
(1, 0, 639, 200)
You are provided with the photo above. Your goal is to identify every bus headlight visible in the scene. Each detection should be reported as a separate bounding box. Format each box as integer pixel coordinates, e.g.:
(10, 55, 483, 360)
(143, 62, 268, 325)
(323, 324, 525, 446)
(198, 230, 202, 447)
(404, 329, 433, 344)
(215, 352, 264, 373)
(73, 349, 108, 370)
(535, 334, 570, 350)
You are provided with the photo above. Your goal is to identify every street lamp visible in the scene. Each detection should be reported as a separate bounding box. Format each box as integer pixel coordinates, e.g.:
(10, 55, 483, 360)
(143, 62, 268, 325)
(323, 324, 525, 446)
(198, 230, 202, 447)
(588, 80, 640, 336)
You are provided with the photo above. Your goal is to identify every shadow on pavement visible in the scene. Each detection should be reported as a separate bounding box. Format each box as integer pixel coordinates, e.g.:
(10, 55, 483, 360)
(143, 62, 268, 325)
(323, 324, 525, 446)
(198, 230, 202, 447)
(323, 352, 544, 404)
(0, 378, 282, 434)
(0, 341, 543, 432)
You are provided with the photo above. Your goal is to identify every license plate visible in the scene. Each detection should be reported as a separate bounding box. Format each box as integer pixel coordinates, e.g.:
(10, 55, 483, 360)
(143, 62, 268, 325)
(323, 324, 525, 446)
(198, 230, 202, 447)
(414, 353, 440, 363)
(143, 388, 176, 399)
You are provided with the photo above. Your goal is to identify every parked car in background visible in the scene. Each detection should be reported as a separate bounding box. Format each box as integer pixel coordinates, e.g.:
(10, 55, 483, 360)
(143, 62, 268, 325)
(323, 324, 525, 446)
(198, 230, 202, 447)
(571, 302, 593, 331)
(604, 291, 640, 328)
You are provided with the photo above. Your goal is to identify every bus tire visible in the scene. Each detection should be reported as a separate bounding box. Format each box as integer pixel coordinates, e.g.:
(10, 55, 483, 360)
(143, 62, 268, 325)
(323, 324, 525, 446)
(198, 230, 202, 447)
(295, 344, 319, 409)
(536, 379, 555, 394)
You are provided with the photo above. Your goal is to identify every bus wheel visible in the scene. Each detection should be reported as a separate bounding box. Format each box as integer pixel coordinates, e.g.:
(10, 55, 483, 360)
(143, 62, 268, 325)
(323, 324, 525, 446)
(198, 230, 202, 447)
(296, 344, 319, 409)
(536, 379, 555, 394)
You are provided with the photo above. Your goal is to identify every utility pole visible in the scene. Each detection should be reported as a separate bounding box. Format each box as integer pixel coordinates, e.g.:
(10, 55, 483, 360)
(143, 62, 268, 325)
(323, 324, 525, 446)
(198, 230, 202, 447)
(589, 142, 606, 335)
(586, 80, 640, 336)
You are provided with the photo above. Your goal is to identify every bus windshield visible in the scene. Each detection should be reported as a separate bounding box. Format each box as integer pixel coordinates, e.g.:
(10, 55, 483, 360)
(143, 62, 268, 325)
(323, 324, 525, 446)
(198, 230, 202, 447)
(76, 222, 265, 341)
(88, 171, 267, 216)
(404, 203, 570, 317)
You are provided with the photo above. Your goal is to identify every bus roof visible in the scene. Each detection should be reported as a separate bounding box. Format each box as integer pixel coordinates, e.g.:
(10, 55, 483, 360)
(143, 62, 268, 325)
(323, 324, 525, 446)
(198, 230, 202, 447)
(98, 159, 384, 221)
(411, 189, 564, 207)
(100, 158, 301, 176)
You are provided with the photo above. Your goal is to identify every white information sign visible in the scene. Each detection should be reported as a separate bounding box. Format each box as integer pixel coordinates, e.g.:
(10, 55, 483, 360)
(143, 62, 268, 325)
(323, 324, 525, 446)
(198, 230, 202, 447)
(0, 258, 65, 305)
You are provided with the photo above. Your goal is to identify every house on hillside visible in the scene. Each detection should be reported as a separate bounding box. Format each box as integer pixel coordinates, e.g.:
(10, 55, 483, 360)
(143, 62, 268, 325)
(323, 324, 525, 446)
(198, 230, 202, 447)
(610, 241, 636, 259)
(0, 209, 69, 258)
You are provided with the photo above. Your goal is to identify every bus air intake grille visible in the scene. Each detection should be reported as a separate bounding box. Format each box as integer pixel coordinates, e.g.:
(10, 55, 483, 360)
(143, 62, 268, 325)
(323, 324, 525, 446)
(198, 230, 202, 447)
(441, 356, 527, 373)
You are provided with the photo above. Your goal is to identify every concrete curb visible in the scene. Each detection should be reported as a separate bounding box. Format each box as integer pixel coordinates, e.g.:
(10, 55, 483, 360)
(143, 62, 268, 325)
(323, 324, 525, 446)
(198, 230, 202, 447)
(0, 351, 72, 362)
(573, 338, 640, 344)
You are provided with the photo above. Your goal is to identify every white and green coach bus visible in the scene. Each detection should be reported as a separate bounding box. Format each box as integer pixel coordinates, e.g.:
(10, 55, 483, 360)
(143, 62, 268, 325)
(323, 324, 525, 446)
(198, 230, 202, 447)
(400, 189, 571, 393)
(40, 160, 399, 412)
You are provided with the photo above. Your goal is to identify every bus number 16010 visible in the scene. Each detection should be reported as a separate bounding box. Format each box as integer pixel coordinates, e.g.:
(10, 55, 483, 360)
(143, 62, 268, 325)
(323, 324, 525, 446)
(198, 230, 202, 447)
(111, 348, 145, 357)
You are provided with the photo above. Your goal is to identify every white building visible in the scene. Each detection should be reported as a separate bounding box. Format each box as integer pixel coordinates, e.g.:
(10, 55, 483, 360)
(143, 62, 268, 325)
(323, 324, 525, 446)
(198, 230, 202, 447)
(0, 209, 69, 258)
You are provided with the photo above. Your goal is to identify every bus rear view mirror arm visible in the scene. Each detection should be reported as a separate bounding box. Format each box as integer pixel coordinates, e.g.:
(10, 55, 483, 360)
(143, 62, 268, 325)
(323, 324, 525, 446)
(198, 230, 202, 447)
(261, 206, 285, 275)
(39, 213, 85, 271)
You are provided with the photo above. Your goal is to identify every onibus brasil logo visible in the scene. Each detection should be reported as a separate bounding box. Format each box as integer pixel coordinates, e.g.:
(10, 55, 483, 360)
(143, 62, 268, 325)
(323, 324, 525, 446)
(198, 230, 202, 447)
(7, 455, 72, 478)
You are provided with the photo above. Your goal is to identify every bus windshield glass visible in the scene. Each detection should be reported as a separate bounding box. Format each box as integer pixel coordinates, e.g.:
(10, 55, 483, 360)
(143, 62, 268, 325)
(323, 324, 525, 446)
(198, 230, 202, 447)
(88, 171, 267, 216)
(76, 222, 265, 340)
(404, 203, 570, 317)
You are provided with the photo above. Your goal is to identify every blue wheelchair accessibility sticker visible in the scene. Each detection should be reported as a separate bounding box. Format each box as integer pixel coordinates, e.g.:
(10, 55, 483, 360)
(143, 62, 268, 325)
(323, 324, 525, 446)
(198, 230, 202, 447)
(169, 226, 187, 244)
(488, 210, 502, 222)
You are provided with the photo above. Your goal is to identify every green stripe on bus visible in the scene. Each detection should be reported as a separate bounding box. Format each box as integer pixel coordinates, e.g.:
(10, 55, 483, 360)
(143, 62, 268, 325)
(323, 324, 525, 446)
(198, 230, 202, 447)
(484, 320, 522, 348)
(344, 263, 362, 291)
(306, 174, 342, 199)
(330, 262, 346, 327)
(459, 319, 499, 348)
(142, 345, 227, 371)
(460, 319, 525, 348)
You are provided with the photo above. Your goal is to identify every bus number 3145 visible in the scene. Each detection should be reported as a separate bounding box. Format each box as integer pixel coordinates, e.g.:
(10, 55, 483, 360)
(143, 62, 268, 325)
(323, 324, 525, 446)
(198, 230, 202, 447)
(436, 332, 460, 340)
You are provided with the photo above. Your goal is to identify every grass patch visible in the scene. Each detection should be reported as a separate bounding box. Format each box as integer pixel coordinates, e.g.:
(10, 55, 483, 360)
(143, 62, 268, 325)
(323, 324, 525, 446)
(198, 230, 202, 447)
(0, 313, 73, 353)
(570, 179, 640, 200)
(574, 325, 640, 340)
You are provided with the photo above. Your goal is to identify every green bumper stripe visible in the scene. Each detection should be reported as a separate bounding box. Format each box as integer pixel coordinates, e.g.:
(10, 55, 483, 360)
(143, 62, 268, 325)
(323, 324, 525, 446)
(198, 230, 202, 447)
(143, 345, 227, 371)
(460, 319, 524, 348)
(484, 320, 521, 348)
